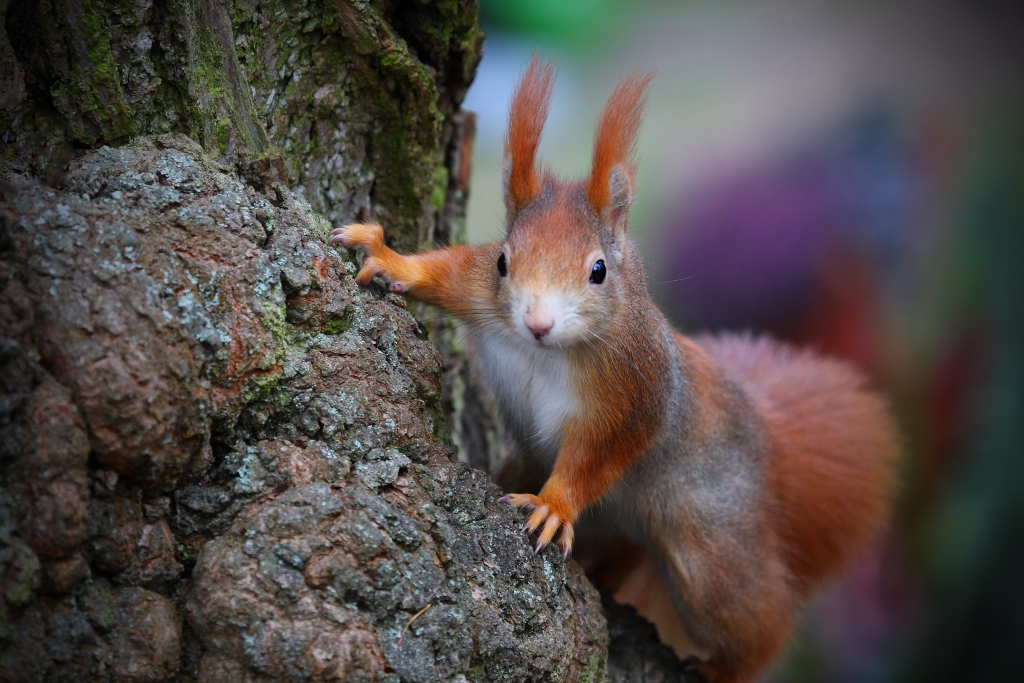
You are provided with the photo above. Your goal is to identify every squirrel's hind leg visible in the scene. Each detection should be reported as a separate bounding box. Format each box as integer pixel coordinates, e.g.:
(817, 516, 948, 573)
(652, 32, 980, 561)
(648, 539, 800, 683)
(613, 553, 707, 662)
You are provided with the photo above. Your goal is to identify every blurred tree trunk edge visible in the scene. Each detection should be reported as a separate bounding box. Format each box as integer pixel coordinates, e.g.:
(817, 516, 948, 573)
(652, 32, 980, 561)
(0, 1, 687, 681)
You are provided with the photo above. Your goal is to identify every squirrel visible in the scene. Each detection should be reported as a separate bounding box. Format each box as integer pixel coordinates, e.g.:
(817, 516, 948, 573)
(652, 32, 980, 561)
(332, 57, 899, 683)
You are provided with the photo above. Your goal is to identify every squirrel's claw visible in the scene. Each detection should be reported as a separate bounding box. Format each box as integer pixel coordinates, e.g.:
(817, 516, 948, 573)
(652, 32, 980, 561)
(557, 524, 575, 558)
(331, 222, 383, 251)
(499, 493, 575, 556)
(499, 493, 536, 509)
(536, 515, 561, 551)
(526, 505, 551, 534)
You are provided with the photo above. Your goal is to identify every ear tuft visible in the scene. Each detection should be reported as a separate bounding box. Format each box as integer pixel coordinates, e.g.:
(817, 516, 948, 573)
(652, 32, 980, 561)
(587, 73, 653, 219)
(504, 54, 556, 215)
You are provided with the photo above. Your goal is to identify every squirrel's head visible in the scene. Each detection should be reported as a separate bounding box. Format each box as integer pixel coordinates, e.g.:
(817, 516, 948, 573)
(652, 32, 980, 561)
(495, 56, 653, 348)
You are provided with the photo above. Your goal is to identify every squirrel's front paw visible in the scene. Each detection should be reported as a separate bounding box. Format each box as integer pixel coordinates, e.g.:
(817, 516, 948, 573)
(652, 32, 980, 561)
(330, 222, 383, 252)
(348, 254, 404, 289)
(331, 223, 407, 291)
(499, 493, 575, 558)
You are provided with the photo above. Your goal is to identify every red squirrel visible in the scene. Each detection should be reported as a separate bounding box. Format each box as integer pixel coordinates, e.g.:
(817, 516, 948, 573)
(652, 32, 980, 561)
(332, 58, 899, 683)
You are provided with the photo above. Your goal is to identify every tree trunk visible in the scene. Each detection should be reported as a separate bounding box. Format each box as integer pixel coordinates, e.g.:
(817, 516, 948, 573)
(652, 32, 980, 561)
(0, 1, 690, 681)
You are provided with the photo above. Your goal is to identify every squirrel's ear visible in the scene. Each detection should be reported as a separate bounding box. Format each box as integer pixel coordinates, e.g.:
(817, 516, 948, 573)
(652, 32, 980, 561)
(606, 165, 635, 232)
(587, 73, 653, 233)
(504, 55, 556, 217)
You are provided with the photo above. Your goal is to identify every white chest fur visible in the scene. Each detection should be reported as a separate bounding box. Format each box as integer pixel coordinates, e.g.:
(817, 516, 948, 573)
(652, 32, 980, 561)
(473, 329, 576, 457)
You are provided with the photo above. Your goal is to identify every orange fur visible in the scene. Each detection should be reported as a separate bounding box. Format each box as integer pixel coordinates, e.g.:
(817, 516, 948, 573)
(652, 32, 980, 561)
(586, 73, 654, 211)
(504, 55, 555, 214)
(550, 323, 669, 516)
(337, 222, 498, 320)
(335, 61, 900, 683)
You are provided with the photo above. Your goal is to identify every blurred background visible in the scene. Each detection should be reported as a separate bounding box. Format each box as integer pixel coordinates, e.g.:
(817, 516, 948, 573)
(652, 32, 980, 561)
(461, 1, 1024, 681)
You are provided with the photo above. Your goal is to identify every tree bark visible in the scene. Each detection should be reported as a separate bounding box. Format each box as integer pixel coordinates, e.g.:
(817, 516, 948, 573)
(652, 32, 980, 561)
(0, 1, 690, 681)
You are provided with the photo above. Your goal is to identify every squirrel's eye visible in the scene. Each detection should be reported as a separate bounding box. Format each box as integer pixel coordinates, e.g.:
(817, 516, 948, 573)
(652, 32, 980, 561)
(590, 259, 606, 284)
(497, 253, 507, 277)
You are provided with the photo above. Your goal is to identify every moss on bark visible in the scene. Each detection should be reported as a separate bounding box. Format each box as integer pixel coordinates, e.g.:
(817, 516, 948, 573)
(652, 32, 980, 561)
(2, 0, 481, 251)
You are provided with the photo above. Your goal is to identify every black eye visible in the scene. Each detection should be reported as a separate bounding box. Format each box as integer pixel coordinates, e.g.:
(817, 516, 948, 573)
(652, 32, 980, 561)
(590, 259, 606, 284)
(497, 253, 507, 277)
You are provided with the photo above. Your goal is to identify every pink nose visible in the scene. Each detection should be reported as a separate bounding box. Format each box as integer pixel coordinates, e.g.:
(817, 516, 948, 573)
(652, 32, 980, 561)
(527, 321, 553, 340)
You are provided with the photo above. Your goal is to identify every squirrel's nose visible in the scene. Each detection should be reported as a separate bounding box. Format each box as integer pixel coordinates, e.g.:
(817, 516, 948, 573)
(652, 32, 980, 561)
(524, 302, 556, 341)
(527, 320, 553, 340)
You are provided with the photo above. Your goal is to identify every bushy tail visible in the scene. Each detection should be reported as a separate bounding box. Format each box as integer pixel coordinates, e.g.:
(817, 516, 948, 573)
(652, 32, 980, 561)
(698, 333, 900, 586)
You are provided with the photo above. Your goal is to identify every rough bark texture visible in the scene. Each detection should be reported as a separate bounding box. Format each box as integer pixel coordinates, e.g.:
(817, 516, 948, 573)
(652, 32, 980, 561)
(0, 1, 687, 681)
(0, 135, 614, 682)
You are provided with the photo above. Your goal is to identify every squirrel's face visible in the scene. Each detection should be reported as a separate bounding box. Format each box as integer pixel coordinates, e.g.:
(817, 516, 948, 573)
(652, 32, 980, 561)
(495, 188, 623, 349)
(495, 57, 649, 349)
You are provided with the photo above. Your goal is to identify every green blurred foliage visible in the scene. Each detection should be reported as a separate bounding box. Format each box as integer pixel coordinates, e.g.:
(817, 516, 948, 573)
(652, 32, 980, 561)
(482, 0, 620, 43)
